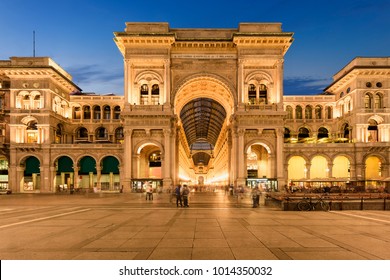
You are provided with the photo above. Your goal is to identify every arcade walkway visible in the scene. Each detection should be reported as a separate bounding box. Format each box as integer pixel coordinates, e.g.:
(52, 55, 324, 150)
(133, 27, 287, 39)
(0, 192, 390, 260)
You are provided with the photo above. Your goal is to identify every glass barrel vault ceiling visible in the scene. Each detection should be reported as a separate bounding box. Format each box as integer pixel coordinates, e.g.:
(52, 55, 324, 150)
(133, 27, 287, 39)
(180, 98, 226, 166)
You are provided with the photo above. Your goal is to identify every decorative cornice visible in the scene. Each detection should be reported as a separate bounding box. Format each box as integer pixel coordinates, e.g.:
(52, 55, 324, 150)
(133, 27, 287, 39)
(1, 67, 80, 92)
(325, 67, 390, 92)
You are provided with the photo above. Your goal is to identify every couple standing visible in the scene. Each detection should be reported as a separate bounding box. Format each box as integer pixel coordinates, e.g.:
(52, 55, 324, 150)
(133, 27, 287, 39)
(175, 185, 190, 207)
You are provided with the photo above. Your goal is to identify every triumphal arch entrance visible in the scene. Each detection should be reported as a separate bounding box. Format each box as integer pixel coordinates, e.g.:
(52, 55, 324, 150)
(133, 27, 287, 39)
(114, 22, 293, 190)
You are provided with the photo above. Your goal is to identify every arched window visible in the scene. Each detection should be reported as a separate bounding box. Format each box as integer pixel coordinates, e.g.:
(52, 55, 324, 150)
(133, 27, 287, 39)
(298, 127, 310, 142)
(73, 106, 81, 119)
(305, 105, 312, 119)
(368, 119, 378, 142)
(284, 128, 291, 142)
(286, 105, 293, 119)
(317, 127, 329, 139)
(340, 102, 344, 115)
(151, 84, 160, 105)
(23, 95, 30, 109)
(248, 84, 256, 104)
(140, 84, 149, 105)
(96, 127, 108, 140)
(114, 106, 121, 119)
(83, 106, 91, 119)
(93, 106, 101, 119)
(115, 127, 124, 143)
(374, 94, 382, 109)
(103, 105, 111, 119)
(55, 124, 63, 144)
(326, 106, 332, 119)
(364, 93, 372, 109)
(259, 84, 267, 104)
(26, 121, 38, 143)
(341, 123, 349, 142)
(33, 94, 41, 109)
(315, 105, 322, 119)
(76, 127, 88, 140)
(296, 105, 302, 119)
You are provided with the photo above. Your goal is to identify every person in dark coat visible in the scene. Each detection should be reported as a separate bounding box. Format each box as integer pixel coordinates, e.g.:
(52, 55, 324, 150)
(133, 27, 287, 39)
(251, 186, 261, 208)
(175, 185, 183, 207)
(182, 185, 190, 207)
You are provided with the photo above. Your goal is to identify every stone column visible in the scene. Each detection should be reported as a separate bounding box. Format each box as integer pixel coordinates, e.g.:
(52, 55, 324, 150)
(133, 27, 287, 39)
(74, 166, 79, 189)
(305, 163, 311, 179)
(238, 59, 244, 104)
(327, 163, 334, 178)
(96, 166, 102, 190)
(16, 166, 24, 193)
(275, 58, 284, 104)
(123, 128, 132, 192)
(227, 128, 233, 186)
(163, 129, 173, 188)
(236, 128, 246, 186)
(163, 59, 170, 105)
(124, 59, 131, 104)
(230, 128, 237, 186)
(276, 128, 285, 185)
(50, 166, 56, 193)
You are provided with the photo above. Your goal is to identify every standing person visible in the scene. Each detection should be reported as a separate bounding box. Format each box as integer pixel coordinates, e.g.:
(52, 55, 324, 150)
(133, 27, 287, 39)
(175, 185, 183, 207)
(251, 186, 260, 208)
(182, 185, 190, 207)
(146, 184, 153, 200)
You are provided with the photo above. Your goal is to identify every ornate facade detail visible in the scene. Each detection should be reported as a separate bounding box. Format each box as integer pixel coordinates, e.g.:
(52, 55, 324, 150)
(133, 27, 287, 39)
(0, 24, 388, 194)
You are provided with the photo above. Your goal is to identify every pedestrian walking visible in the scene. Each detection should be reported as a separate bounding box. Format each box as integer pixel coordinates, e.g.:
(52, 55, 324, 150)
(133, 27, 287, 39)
(145, 183, 153, 200)
(251, 186, 260, 208)
(182, 185, 190, 207)
(175, 185, 183, 207)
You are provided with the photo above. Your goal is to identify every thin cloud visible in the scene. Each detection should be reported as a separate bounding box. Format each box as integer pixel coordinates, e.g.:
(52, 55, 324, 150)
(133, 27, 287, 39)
(65, 64, 123, 94)
(284, 76, 332, 95)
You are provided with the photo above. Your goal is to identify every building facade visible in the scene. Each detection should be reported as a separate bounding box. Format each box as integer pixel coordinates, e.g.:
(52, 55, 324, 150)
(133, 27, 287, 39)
(0, 22, 389, 194)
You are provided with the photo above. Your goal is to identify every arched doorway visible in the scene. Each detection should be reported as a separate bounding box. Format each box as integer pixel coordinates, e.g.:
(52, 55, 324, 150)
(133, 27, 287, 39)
(247, 144, 269, 179)
(55, 156, 74, 192)
(310, 156, 328, 179)
(332, 156, 350, 178)
(288, 156, 306, 191)
(246, 143, 277, 191)
(22, 156, 40, 191)
(132, 143, 163, 192)
(78, 156, 96, 190)
(365, 156, 381, 179)
(174, 75, 234, 187)
(365, 155, 383, 191)
(101, 156, 120, 191)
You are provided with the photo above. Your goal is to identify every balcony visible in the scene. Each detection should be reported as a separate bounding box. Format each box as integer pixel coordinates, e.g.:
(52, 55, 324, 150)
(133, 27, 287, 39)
(244, 104, 278, 111)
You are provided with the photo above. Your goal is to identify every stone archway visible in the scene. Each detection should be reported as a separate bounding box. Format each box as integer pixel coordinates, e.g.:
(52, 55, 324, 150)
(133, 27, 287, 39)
(174, 75, 235, 186)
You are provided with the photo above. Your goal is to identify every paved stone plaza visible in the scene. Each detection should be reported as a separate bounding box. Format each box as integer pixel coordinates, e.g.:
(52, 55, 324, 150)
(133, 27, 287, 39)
(0, 192, 390, 260)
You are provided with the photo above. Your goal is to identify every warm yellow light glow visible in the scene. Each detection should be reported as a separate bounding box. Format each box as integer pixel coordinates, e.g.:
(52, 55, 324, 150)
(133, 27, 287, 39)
(179, 174, 191, 181)
(365, 156, 381, 179)
(310, 156, 327, 178)
(208, 173, 228, 184)
(288, 156, 306, 180)
(332, 156, 350, 178)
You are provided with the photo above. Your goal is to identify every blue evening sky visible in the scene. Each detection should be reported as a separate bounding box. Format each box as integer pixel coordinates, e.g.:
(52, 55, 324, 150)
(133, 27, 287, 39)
(1, 0, 389, 95)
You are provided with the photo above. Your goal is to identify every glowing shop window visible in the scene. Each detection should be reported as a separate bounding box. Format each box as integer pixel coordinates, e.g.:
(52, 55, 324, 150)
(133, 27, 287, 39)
(27, 132, 38, 143)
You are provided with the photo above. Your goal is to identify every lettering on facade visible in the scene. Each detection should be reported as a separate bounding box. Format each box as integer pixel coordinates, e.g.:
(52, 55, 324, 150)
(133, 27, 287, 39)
(171, 54, 237, 59)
